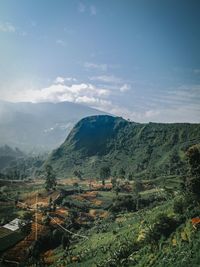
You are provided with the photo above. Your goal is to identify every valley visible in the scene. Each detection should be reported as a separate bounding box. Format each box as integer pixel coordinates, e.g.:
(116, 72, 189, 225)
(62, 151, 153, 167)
(0, 115, 200, 267)
(0, 172, 200, 267)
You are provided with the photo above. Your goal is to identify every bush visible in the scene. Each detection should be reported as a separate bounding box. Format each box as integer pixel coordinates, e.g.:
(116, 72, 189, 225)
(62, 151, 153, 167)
(52, 229, 63, 246)
(147, 214, 178, 246)
(173, 197, 186, 214)
(111, 195, 137, 212)
(185, 145, 200, 198)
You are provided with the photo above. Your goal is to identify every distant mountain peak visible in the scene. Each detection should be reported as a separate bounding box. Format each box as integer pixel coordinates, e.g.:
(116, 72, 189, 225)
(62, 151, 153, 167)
(0, 101, 108, 152)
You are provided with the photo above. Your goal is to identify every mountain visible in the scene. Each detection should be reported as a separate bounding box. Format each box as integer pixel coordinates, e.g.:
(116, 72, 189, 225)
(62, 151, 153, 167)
(0, 145, 24, 170)
(0, 101, 107, 152)
(47, 115, 200, 178)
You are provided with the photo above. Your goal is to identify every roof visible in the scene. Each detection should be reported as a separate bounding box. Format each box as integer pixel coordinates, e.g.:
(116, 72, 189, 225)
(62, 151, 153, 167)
(3, 218, 22, 231)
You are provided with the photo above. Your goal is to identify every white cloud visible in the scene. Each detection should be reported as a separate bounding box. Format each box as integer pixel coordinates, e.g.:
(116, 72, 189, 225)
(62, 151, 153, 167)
(54, 76, 77, 84)
(84, 62, 108, 72)
(0, 22, 15, 33)
(150, 85, 200, 108)
(1, 75, 199, 123)
(54, 76, 65, 84)
(78, 2, 86, 13)
(56, 39, 66, 46)
(4, 80, 110, 108)
(75, 96, 111, 107)
(0, 22, 29, 37)
(65, 77, 77, 82)
(78, 3, 97, 16)
(90, 75, 122, 83)
(120, 84, 131, 92)
(90, 5, 97, 15)
(84, 62, 121, 72)
(144, 110, 160, 118)
(90, 76, 131, 94)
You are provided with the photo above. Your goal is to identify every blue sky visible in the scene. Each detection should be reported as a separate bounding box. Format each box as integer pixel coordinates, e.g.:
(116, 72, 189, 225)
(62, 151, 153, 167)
(0, 0, 200, 122)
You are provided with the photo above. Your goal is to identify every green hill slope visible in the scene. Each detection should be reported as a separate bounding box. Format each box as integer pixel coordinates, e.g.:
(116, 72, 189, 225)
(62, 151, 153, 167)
(47, 115, 200, 178)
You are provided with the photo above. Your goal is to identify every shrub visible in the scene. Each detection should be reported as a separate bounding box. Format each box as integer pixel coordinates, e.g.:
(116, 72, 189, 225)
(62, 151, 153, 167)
(173, 197, 186, 214)
(147, 214, 178, 246)
(111, 195, 137, 212)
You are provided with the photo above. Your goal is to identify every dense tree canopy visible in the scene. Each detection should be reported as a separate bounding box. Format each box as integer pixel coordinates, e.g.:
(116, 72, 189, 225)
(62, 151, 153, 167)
(185, 145, 200, 197)
(45, 164, 56, 191)
(100, 166, 111, 185)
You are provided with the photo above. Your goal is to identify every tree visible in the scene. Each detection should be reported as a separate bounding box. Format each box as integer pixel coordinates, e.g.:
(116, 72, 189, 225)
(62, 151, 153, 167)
(22, 211, 33, 222)
(111, 177, 117, 188)
(127, 173, 134, 181)
(133, 180, 144, 194)
(62, 233, 71, 250)
(48, 196, 54, 211)
(19, 212, 33, 235)
(73, 170, 83, 180)
(185, 145, 200, 197)
(119, 168, 126, 179)
(173, 197, 186, 214)
(73, 182, 79, 189)
(100, 166, 111, 186)
(68, 208, 79, 229)
(52, 229, 62, 246)
(113, 170, 117, 178)
(45, 165, 56, 191)
(113, 179, 121, 196)
(146, 214, 178, 247)
(111, 195, 137, 212)
(42, 215, 51, 226)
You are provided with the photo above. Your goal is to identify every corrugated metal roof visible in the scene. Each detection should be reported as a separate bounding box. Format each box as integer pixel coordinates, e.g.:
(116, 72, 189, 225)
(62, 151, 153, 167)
(3, 218, 21, 231)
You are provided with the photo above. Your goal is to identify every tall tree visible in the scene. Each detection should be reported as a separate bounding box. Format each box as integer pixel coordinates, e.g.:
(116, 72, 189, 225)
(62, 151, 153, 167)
(185, 145, 200, 197)
(133, 180, 144, 194)
(45, 165, 56, 191)
(119, 168, 126, 179)
(111, 177, 117, 188)
(100, 166, 111, 186)
(19, 211, 33, 235)
(73, 170, 83, 180)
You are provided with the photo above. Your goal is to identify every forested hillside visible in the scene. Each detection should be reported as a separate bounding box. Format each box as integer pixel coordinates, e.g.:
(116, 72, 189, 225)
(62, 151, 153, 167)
(47, 115, 200, 178)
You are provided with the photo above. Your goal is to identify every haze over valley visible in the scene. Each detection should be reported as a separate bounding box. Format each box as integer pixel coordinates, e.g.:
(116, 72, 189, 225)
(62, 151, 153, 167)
(0, 100, 107, 152)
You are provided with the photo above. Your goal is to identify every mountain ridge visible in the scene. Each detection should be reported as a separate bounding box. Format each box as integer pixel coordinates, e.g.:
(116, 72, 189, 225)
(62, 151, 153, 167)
(47, 115, 200, 178)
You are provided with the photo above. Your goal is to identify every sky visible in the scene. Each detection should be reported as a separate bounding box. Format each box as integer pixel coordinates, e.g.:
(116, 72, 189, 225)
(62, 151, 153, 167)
(0, 0, 200, 122)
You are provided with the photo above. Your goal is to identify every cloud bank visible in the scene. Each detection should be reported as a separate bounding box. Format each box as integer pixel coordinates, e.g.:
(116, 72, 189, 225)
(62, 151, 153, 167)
(1, 75, 199, 123)
(2, 78, 112, 111)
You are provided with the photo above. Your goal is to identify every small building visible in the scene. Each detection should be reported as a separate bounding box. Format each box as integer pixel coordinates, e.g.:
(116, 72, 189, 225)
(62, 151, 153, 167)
(3, 218, 22, 231)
